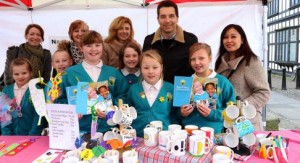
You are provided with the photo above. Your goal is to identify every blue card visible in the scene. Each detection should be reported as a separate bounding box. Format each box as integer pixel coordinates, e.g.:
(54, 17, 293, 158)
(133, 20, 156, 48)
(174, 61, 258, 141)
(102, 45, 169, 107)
(76, 82, 89, 115)
(173, 76, 193, 107)
(66, 85, 77, 105)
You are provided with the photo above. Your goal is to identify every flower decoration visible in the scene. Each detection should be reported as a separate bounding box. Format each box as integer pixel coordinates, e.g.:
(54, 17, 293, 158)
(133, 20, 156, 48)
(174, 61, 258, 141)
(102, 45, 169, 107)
(180, 79, 186, 86)
(166, 92, 173, 102)
(159, 96, 165, 102)
(108, 77, 116, 86)
(140, 92, 145, 99)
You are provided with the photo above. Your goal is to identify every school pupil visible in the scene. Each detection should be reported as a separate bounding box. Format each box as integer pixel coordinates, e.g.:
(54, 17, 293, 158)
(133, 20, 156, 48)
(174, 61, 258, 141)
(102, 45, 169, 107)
(57, 30, 128, 133)
(127, 50, 178, 137)
(2, 58, 44, 135)
(119, 41, 141, 86)
(46, 48, 73, 103)
(179, 43, 236, 134)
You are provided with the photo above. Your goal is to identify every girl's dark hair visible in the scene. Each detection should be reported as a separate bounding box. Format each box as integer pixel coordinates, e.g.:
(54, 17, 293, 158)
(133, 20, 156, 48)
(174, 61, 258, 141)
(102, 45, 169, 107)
(215, 24, 257, 70)
(119, 41, 141, 69)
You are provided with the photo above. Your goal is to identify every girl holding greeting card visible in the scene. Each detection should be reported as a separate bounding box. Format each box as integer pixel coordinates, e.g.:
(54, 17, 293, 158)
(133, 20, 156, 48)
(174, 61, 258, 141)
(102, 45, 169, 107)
(127, 50, 178, 137)
(57, 30, 128, 133)
(179, 43, 236, 134)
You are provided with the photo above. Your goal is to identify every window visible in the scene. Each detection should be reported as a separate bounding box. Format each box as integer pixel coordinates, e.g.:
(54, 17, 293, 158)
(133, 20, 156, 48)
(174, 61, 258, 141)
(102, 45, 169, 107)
(268, 0, 279, 17)
(275, 28, 298, 62)
(290, 0, 300, 8)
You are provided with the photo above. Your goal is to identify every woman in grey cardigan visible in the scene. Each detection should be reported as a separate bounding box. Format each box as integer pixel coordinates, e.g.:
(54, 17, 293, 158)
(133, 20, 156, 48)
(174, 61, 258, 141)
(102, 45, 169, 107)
(215, 24, 270, 131)
(4, 24, 51, 85)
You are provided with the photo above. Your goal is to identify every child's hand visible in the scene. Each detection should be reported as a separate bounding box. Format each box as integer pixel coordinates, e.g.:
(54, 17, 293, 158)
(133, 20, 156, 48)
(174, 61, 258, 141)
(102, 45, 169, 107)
(196, 104, 211, 117)
(180, 104, 193, 117)
(96, 110, 106, 119)
(78, 114, 83, 119)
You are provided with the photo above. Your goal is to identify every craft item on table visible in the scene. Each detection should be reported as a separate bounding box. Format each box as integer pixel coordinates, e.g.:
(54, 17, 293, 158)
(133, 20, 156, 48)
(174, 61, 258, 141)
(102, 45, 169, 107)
(45, 71, 63, 103)
(100, 141, 112, 150)
(32, 149, 63, 163)
(29, 77, 50, 125)
(0, 92, 16, 128)
(123, 137, 139, 149)
(92, 146, 106, 157)
(90, 100, 99, 137)
(5, 139, 35, 156)
(106, 106, 117, 126)
(106, 139, 123, 150)
(0, 141, 5, 151)
(0, 143, 19, 157)
(75, 137, 84, 149)
(81, 149, 94, 161)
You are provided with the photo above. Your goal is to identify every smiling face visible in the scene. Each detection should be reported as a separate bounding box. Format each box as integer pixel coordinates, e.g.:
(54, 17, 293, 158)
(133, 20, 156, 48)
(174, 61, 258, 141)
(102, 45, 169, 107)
(190, 48, 212, 77)
(205, 84, 216, 96)
(72, 26, 88, 45)
(52, 51, 73, 73)
(222, 28, 243, 57)
(123, 47, 139, 70)
(193, 81, 203, 94)
(117, 23, 131, 43)
(12, 65, 32, 88)
(82, 43, 103, 65)
(157, 7, 178, 38)
(25, 27, 43, 47)
(141, 56, 163, 85)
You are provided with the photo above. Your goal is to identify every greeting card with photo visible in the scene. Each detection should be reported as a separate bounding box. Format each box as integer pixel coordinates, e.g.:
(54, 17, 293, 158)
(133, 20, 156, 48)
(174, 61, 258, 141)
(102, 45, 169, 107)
(192, 77, 218, 109)
(75, 81, 113, 115)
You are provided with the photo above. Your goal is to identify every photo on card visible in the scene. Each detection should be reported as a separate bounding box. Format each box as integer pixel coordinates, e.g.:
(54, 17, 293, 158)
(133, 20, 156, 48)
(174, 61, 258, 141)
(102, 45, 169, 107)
(191, 77, 218, 109)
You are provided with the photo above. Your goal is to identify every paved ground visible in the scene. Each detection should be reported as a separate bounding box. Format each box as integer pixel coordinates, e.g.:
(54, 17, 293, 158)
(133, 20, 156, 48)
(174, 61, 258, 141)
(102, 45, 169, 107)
(266, 74, 300, 130)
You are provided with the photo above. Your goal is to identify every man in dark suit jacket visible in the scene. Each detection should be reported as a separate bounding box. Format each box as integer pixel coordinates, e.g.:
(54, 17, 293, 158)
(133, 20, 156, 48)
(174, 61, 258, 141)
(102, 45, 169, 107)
(143, 0, 198, 84)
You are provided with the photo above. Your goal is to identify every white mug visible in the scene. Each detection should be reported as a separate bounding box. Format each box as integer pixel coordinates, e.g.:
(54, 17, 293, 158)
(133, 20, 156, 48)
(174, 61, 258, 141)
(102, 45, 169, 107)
(241, 102, 256, 119)
(112, 109, 133, 126)
(200, 127, 214, 144)
(122, 150, 138, 163)
(120, 126, 136, 145)
(159, 130, 172, 151)
(150, 120, 163, 132)
(184, 125, 199, 135)
(212, 153, 234, 163)
(189, 135, 210, 157)
(215, 146, 234, 160)
(167, 134, 186, 156)
(223, 129, 239, 148)
(168, 124, 182, 133)
(60, 150, 80, 163)
(60, 156, 79, 163)
(192, 130, 206, 137)
(104, 150, 119, 163)
(144, 127, 158, 147)
(224, 105, 239, 119)
(242, 133, 256, 146)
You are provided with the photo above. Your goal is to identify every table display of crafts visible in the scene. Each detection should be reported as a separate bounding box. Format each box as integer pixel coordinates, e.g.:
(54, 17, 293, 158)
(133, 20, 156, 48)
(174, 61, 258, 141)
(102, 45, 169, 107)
(60, 99, 139, 163)
(217, 96, 257, 156)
